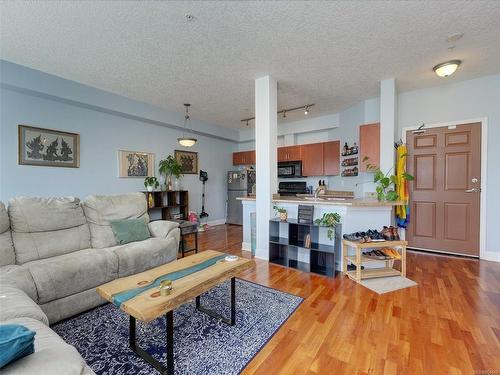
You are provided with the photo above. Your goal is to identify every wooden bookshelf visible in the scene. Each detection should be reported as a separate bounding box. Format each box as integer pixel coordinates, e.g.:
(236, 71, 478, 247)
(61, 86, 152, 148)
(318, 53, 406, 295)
(143, 190, 189, 220)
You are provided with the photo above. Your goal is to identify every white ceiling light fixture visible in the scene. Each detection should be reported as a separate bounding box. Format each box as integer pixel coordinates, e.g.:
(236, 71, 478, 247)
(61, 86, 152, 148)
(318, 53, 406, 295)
(178, 103, 197, 147)
(433, 60, 462, 77)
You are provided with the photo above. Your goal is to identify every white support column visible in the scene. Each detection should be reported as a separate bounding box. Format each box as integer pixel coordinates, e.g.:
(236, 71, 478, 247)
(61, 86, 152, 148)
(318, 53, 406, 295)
(380, 78, 397, 172)
(255, 75, 278, 260)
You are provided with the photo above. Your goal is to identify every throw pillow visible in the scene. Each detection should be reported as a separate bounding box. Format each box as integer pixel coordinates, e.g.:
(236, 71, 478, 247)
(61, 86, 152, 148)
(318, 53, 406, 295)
(0, 324, 36, 368)
(110, 218, 151, 245)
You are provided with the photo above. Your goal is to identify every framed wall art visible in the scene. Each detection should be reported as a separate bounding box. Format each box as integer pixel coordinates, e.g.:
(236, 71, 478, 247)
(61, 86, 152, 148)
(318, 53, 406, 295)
(118, 150, 155, 178)
(18, 125, 80, 168)
(175, 150, 198, 174)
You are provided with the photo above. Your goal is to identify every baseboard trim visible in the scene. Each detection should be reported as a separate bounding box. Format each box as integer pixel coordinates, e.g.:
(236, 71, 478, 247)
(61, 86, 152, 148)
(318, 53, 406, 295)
(205, 218, 226, 227)
(242, 242, 251, 251)
(482, 251, 500, 262)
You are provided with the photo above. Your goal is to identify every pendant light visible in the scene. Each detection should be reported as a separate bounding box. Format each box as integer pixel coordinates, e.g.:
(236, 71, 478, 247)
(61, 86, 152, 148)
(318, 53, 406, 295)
(178, 103, 197, 147)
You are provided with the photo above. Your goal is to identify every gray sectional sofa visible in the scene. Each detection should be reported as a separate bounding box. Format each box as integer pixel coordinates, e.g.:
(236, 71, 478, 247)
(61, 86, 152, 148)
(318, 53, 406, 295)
(0, 193, 180, 374)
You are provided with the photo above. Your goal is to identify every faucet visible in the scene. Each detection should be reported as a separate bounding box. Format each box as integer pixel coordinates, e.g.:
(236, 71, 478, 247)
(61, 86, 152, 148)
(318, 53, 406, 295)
(314, 185, 326, 199)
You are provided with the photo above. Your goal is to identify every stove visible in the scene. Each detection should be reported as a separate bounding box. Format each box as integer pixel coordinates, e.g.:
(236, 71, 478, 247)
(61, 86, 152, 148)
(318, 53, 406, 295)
(278, 181, 308, 197)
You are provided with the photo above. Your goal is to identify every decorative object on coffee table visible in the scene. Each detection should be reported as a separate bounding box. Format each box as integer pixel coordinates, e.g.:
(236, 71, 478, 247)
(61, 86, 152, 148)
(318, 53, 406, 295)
(119, 150, 154, 178)
(18, 125, 80, 168)
(175, 150, 198, 174)
(96, 250, 253, 375)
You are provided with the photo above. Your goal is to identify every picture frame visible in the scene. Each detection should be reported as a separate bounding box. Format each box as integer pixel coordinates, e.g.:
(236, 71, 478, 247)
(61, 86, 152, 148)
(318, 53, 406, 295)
(175, 150, 198, 174)
(118, 150, 155, 178)
(18, 125, 80, 168)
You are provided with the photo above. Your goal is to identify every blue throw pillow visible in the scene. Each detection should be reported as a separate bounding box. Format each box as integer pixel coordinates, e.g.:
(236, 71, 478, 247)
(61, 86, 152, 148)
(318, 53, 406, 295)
(0, 324, 36, 368)
(110, 218, 151, 245)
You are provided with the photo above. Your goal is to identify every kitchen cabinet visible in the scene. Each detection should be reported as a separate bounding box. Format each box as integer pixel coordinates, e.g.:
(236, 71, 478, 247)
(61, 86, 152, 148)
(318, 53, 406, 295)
(359, 123, 380, 172)
(233, 150, 256, 165)
(302, 142, 324, 176)
(323, 140, 340, 176)
(278, 145, 302, 162)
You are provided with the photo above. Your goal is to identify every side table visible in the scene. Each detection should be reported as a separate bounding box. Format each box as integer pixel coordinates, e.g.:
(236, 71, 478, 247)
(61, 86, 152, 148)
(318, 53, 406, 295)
(172, 220, 199, 257)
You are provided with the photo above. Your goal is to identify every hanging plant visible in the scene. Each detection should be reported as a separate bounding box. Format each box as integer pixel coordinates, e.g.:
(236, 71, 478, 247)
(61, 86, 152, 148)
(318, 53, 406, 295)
(314, 212, 341, 240)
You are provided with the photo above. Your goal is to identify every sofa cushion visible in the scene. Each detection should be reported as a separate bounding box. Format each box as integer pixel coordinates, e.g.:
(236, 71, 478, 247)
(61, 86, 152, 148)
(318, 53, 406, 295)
(0, 317, 90, 375)
(0, 324, 36, 369)
(8, 197, 91, 264)
(106, 237, 178, 277)
(23, 248, 118, 305)
(0, 202, 15, 266)
(0, 286, 48, 325)
(82, 193, 149, 249)
(0, 265, 38, 302)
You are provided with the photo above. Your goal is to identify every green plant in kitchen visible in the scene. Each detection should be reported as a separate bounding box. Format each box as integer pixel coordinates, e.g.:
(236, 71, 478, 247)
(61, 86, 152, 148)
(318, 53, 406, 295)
(315, 212, 341, 240)
(362, 156, 414, 201)
(159, 155, 183, 190)
(273, 205, 288, 222)
(144, 176, 159, 191)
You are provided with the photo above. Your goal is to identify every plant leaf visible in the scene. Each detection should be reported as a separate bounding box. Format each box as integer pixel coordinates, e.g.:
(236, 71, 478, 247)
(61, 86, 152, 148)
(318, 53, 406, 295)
(403, 173, 415, 181)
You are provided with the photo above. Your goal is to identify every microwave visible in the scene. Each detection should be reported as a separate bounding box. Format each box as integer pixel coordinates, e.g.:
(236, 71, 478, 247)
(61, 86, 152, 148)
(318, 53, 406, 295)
(278, 161, 302, 178)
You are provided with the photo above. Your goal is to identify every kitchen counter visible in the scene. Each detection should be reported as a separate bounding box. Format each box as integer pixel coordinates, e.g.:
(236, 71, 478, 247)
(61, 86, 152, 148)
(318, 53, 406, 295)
(238, 196, 399, 271)
(237, 196, 404, 207)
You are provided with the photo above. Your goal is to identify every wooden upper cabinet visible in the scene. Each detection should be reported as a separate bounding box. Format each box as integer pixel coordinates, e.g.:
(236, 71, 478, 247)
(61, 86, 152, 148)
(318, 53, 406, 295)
(323, 140, 340, 176)
(302, 143, 324, 176)
(233, 151, 256, 165)
(359, 123, 380, 172)
(278, 145, 302, 162)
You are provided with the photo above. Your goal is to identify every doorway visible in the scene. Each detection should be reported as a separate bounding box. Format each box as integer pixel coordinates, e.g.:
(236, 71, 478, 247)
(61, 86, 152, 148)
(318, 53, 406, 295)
(405, 122, 482, 257)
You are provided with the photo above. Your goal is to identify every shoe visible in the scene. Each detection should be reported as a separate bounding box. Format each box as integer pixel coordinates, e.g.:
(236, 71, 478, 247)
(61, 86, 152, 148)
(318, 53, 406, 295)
(388, 248, 401, 259)
(391, 226, 400, 241)
(382, 226, 394, 241)
(347, 264, 365, 271)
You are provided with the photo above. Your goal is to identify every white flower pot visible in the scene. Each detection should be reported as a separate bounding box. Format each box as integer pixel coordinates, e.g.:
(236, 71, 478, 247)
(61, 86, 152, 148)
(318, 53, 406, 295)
(146, 185, 154, 192)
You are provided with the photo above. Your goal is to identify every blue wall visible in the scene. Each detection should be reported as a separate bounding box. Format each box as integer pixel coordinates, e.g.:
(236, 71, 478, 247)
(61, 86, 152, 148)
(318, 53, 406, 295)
(0, 61, 236, 222)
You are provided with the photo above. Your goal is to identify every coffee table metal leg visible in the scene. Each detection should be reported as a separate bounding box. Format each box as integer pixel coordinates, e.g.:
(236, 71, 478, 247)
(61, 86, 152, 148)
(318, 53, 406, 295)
(129, 311, 174, 375)
(195, 277, 236, 326)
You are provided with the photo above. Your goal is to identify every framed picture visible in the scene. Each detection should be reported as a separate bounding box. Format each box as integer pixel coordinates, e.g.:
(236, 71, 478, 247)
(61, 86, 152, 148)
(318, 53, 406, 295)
(118, 150, 155, 178)
(175, 150, 198, 174)
(18, 125, 80, 168)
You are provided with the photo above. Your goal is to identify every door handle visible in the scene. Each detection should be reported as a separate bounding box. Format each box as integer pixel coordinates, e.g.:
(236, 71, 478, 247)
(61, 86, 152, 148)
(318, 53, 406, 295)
(465, 188, 481, 193)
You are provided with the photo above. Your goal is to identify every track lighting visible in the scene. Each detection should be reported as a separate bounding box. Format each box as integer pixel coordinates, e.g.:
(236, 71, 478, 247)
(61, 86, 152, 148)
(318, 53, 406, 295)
(241, 103, 314, 125)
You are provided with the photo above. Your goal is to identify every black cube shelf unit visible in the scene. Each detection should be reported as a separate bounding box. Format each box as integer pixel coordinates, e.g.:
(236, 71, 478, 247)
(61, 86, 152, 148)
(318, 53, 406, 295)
(269, 218, 341, 277)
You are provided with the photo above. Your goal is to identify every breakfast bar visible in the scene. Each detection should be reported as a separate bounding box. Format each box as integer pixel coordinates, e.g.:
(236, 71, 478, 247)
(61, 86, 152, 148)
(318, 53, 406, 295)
(238, 196, 402, 271)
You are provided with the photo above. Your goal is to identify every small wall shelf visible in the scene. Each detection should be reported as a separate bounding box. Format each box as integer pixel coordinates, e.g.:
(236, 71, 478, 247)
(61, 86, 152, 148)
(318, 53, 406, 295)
(269, 218, 341, 277)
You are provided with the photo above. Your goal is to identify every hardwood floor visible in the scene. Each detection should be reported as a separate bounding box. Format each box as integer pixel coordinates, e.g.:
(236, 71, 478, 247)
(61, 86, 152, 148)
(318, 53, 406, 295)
(197, 224, 500, 375)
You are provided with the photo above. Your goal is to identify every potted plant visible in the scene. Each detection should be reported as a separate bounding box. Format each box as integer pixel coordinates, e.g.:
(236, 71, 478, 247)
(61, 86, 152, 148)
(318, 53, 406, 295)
(273, 205, 288, 222)
(315, 212, 341, 240)
(363, 156, 414, 201)
(144, 176, 159, 192)
(159, 155, 183, 191)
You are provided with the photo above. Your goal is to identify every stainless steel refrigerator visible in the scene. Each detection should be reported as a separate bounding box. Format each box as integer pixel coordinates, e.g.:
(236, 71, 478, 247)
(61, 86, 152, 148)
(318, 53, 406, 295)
(226, 170, 255, 225)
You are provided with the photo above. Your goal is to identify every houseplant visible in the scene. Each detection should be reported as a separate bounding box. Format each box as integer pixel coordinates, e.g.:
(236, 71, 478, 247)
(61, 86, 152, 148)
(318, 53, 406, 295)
(273, 205, 288, 222)
(159, 155, 183, 191)
(143, 176, 159, 192)
(363, 156, 414, 201)
(315, 212, 341, 240)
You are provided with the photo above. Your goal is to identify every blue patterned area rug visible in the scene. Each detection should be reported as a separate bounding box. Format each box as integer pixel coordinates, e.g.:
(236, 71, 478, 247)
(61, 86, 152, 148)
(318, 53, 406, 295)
(53, 279, 303, 375)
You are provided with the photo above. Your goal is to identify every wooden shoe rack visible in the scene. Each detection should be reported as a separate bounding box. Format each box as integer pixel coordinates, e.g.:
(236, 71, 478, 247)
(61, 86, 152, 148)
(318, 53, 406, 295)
(342, 239, 407, 283)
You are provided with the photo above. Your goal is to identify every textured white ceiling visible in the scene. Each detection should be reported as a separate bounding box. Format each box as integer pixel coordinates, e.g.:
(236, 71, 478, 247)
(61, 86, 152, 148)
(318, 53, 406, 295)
(1, 1, 499, 129)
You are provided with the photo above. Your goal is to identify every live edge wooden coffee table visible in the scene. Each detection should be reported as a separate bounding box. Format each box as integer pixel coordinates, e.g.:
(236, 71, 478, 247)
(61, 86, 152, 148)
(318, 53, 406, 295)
(96, 250, 253, 375)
